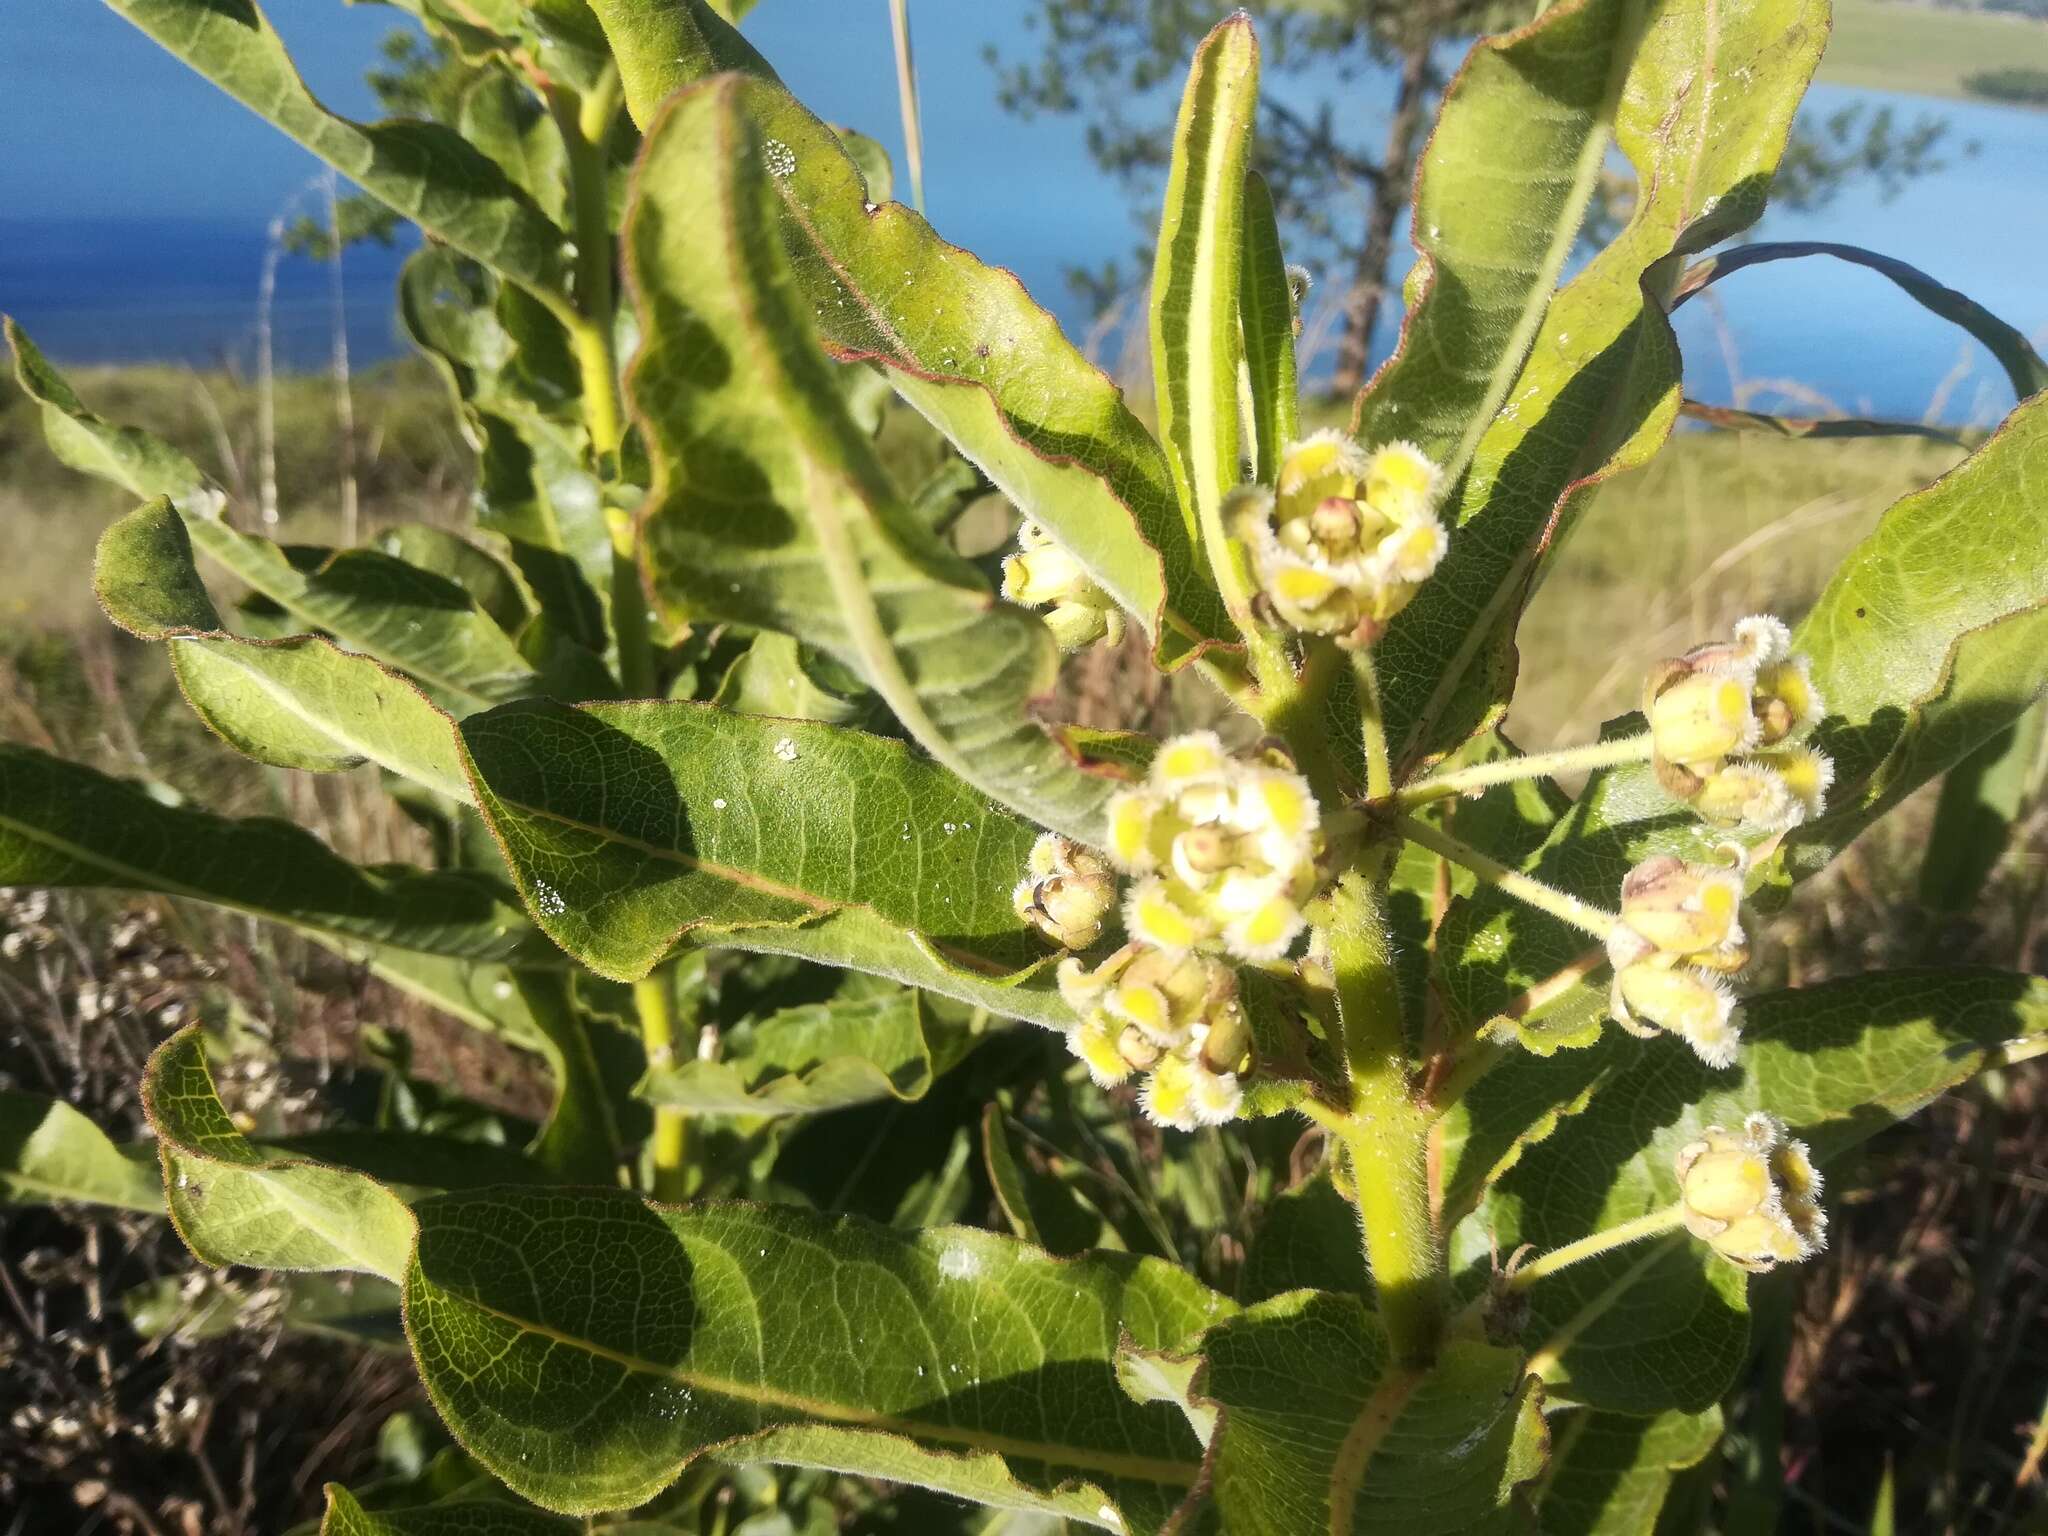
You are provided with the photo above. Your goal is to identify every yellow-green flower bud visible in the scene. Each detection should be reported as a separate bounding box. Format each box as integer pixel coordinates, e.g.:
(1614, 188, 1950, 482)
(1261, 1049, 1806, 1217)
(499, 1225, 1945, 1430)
(1613, 852, 1746, 968)
(1692, 746, 1834, 832)
(1140, 1051, 1243, 1131)
(1675, 1113, 1826, 1272)
(1241, 431, 1449, 643)
(1103, 733, 1320, 963)
(1069, 1014, 1132, 1088)
(1001, 521, 1125, 653)
(1612, 961, 1740, 1068)
(1647, 670, 1757, 773)
(1751, 655, 1823, 746)
(1012, 833, 1117, 949)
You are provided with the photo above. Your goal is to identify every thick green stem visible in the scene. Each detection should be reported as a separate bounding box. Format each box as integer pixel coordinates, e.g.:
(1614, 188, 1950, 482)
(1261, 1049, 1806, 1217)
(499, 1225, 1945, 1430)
(546, 65, 652, 697)
(1260, 638, 1349, 804)
(1509, 1204, 1686, 1289)
(635, 970, 690, 1202)
(1389, 732, 1654, 810)
(1326, 871, 1445, 1368)
(1391, 812, 1620, 941)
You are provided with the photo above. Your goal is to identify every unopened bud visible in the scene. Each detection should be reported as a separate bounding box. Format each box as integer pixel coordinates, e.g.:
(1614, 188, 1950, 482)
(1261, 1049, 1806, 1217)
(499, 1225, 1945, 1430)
(1751, 656, 1823, 746)
(1675, 1112, 1826, 1272)
(1692, 747, 1833, 832)
(1043, 599, 1123, 653)
(1612, 961, 1740, 1068)
(1616, 853, 1745, 960)
(1002, 521, 1125, 652)
(1013, 833, 1117, 949)
(1647, 670, 1756, 772)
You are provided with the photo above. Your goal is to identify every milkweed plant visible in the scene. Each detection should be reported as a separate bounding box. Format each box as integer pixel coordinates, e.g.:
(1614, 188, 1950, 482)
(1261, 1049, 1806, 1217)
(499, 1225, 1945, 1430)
(4, 0, 2047, 1531)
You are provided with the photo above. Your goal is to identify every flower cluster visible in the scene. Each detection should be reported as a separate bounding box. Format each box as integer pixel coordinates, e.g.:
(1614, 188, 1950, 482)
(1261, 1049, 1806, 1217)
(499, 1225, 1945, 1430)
(1105, 731, 1321, 963)
(1606, 849, 1749, 1067)
(1018, 733, 1325, 1130)
(1010, 834, 1117, 950)
(1058, 945, 1250, 1128)
(1001, 520, 1126, 652)
(1645, 615, 1833, 831)
(1237, 431, 1449, 643)
(1676, 1112, 1827, 1271)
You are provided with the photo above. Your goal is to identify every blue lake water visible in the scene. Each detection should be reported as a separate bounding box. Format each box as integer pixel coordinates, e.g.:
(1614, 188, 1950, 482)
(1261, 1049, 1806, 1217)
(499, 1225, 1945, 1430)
(2, 63, 2041, 428)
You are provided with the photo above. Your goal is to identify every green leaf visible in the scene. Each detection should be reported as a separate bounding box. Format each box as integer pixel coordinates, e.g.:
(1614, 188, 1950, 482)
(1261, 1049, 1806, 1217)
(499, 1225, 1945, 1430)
(398, 247, 611, 650)
(1354, 0, 1646, 480)
(1149, 14, 1257, 574)
(627, 77, 1114, 840)
(1195, 1291, 1544, 1534)
(459, 69, 570, 228)
(583, 0, 771, 132)
(104, 0, 569, 295)
(6, 317, 218, 511)
(513, 971, 624, 1183)
(460, 698, 1051, 983)
(982, 1103, 1120, 1257)
(22, 313, 563, 717)
(604, 0, 1223, 664)
(687, 905, 1073, 1030)
(95, 501, 474, 800)
(1237, 1170, 1367, 1305)
(1673, 241, 2048, 402)
(1469, 969, 2048, 1414)
(143, 1027, 416, 1283)
(1371, 0, 1827, 766)
(1535, 1408, 1722, 1536)
(322, 1486, 574, 1536)
(124, 1271, 406, 1351)
(0, 1091, 163, 1212)
(1790, 394, 2048, 878)
(0, 738, 537, 962)
(1920, 704, 2047, 913)
(403, 1189, 1226, 1522)
(1239, 172, 1299, 487)
(641, 988, 983, 1117)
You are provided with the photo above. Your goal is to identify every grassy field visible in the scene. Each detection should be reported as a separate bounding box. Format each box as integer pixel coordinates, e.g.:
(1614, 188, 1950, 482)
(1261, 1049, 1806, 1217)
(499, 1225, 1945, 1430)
(1819, 0, 2048, 104)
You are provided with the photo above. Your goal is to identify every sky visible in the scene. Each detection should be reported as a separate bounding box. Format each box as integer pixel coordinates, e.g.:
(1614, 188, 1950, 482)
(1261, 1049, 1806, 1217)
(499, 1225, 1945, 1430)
(2, 4, 2045, 422)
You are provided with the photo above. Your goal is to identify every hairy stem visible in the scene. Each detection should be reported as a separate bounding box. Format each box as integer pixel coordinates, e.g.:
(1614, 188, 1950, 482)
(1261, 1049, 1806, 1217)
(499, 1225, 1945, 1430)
(1388, 732, 1654, 810)
(1350, 648, 1394, 802)
(1326, 871, 1444, 1368)
(1391, 812, 1619, 942)
(635, 970, 689, 1202)
(1509, 1204, 1687, 1289)
(1261, 638, 1349, 804)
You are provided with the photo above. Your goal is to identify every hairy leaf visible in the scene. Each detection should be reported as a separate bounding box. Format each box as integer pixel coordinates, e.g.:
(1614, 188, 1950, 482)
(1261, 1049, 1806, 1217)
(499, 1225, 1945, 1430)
(461, 699, 1053, 987)
(1150, 15, 1257, 566)
(1355, 0, 1645, 481)
(1371, 0, 1827, 766)
(1466, 969, 2048, 1414)
(1791, 394, 2048, 877)
(403, 1189, 1226, 1523)
(0, 739, 537, 962)
(1920, 705, 2047, 914)
(144, 1028, 416, 1282)
(0, 1092, 163, 1213)
(103, 0, 569, 294)
(1239, 172, 1299, 486)
(602, 0, 1222, 663)
(96, 501, 475, 800)
(1673, 241, 2048, 402)
(1535, 1408, 1722, 1536)
(1196, 1291, 1544, 1534)
(627, 78, 1114, 839)
(641, 988, 983, 1117)
(322, 1486, 573, 1535)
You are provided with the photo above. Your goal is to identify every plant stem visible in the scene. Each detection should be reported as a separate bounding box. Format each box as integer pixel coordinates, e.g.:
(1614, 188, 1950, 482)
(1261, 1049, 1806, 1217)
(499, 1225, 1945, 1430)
(1425, 1035, 1504, 1114)
(1260, 638, 1349, 804)
(1508, 1204, 1686, 1289)
(1326, 871, 1444, 1368)
(547, 65, 653, 697)
(1388, 732, 1655, 810)
(1349, 648, 1394, 802)
(1390, 812, 1620, 942)
(635, 970, 690, 1202)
